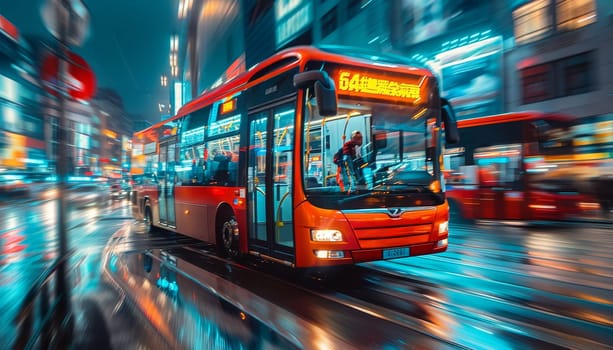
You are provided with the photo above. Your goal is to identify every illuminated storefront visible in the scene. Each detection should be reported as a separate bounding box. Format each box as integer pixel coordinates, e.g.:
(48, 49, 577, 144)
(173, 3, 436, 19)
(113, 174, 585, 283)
(431, 35, 504, 119)
(507, 0, 607, 118)
(0, 16, 48, 171)
(390, 1, 505, 120)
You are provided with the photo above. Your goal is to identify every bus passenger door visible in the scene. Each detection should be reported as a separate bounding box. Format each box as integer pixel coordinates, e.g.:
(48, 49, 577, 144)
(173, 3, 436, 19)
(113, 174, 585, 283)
(247, 103, 295, 262)
(158, 139, 177, 227)
(248, 114, 268, 246)
(477, 184, 504, 219)
(475, 144, 523, 220)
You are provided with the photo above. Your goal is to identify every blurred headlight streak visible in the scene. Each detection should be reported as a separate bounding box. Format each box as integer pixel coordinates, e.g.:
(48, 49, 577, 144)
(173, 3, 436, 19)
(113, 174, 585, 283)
(578, 202, 600, 210)
(529, 204, 556, 210)
(313, 327, 335, 350)
(0, 75, 19, 101)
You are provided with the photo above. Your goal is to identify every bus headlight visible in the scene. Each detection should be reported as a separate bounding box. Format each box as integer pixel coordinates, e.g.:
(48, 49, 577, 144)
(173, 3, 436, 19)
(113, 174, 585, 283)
(438, 220, 448, 234)
(311, 229, 343, 242)
(436, 238, 448, 249)
(314, 250, 345, 259)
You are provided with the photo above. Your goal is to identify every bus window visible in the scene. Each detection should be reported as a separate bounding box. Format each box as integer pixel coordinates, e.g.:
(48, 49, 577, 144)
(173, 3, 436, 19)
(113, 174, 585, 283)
(443, 147, 467, 184)
(206, 136, 239, 186)
(177, 144, 207, 185)
(474, 144, 522, 187)
(304, 127, 324, 187)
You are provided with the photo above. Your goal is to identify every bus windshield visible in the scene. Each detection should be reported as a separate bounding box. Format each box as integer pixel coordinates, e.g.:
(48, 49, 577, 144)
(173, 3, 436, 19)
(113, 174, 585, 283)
(303, 96, 440, 198)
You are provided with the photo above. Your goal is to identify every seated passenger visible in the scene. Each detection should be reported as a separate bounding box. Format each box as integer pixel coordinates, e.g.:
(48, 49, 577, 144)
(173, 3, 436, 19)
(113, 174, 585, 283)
(212, 149, 231, 185)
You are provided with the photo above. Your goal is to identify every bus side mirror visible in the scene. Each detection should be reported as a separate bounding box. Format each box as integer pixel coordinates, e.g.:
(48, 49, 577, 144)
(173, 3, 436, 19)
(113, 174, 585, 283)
(442, 98, 460, 145)
(294, 70, 338, 117)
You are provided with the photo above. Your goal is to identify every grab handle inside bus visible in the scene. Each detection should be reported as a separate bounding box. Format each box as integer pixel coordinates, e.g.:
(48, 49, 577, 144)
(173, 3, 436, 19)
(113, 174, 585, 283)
(293, 70, 338, 117)
(441, 98, 460, 145)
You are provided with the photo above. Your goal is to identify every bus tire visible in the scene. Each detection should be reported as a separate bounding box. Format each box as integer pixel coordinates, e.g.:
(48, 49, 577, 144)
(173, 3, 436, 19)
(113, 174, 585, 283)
(217, 214, 239, 259)
(144, 204, 155, 234)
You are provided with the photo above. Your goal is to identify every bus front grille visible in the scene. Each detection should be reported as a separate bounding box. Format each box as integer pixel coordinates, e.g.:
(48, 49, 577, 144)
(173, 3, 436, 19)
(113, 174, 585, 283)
(354, 224, 432, 249)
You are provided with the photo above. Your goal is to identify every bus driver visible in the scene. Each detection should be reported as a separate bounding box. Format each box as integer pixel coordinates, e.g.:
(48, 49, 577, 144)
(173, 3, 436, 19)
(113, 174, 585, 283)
(340, 130, 365, 189)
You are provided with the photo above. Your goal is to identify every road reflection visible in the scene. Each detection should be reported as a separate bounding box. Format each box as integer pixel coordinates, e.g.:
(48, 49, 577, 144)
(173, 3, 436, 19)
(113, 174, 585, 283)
(362, 224, 613, 349)
(0, 198, 133, 347)
(101, 220, 613, 350)
(4, 197, 606, 350)
(103, 225, 300, 349)
(104, 222, 456, 349)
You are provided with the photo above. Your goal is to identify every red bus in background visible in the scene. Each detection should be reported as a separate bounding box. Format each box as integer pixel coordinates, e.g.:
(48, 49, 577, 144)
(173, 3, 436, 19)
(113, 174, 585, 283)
(131, 45, 460, 269)
(444, 111, 603, 222)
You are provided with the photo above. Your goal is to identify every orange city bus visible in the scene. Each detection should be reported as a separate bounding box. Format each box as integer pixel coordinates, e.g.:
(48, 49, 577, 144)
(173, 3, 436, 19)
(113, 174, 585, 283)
(444, 111, 601, 222)
(130, 46, 459, 268)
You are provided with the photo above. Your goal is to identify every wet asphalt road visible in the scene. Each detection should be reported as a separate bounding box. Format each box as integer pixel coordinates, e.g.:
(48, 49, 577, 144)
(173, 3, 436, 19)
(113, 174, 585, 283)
(0, 197, 133, 348)
(1, 197, 612, 349)
(106, 222, 611, 349)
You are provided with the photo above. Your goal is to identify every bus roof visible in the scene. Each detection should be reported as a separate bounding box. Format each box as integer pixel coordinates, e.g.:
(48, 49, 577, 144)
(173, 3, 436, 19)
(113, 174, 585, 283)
(136, 45, 434, 136)
(457, 111, 578, 129)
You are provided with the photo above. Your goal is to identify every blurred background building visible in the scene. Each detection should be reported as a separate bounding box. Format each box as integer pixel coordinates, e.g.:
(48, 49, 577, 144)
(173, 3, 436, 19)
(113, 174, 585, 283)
(1, 1, 611, 176)
(91, 88, 134, 179)
(0, 14, 135, 178)
(132, 117, 153, 133)
(168, 0, 611, 121)
(0, 15, 47, 173)
(160, 0, 610, 166)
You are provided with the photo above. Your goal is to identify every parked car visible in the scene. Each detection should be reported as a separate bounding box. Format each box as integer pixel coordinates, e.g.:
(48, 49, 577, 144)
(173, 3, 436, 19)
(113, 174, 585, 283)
(110, 183, 130, 200)
(0, 173, 30, 198)
(39, 184, 59, 201)
(66, 183, 109, 208)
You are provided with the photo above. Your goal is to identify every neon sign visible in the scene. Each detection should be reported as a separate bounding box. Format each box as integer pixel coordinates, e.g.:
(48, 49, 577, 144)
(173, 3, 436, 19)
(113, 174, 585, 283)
(335, 70, 425, 103)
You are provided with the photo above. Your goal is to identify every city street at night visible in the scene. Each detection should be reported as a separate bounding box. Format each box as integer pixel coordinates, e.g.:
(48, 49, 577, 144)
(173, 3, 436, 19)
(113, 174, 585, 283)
(1, 197, 611, 349)
(1, 1, 612, 349)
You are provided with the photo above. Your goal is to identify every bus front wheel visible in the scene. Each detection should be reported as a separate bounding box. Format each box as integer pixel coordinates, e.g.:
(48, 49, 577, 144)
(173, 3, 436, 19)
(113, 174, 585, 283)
(218, 216, 239, 259)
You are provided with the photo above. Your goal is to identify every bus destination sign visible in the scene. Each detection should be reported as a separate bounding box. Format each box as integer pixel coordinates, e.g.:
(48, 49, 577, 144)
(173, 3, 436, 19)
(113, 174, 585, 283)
(333, 69, 426, 104)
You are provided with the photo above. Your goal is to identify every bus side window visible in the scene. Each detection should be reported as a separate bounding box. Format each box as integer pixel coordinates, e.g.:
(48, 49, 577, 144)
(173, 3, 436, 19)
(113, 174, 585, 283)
(179, 144, 207, 185)
(206, 136, 239, 186)
(460, 165, 479, 185)
(228, 159, 238, 186)
(443, 148, 466, 184)
(474, 144, 522, 187)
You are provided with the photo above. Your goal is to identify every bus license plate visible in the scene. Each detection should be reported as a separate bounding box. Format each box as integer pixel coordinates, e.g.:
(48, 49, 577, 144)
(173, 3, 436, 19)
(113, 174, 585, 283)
(383, 247, 410, 259)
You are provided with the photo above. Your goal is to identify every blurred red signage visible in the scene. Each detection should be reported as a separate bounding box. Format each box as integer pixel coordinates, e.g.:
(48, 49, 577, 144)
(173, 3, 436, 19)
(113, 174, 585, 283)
(0, 15, 18, 41)
(41, 51, 97, 100)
